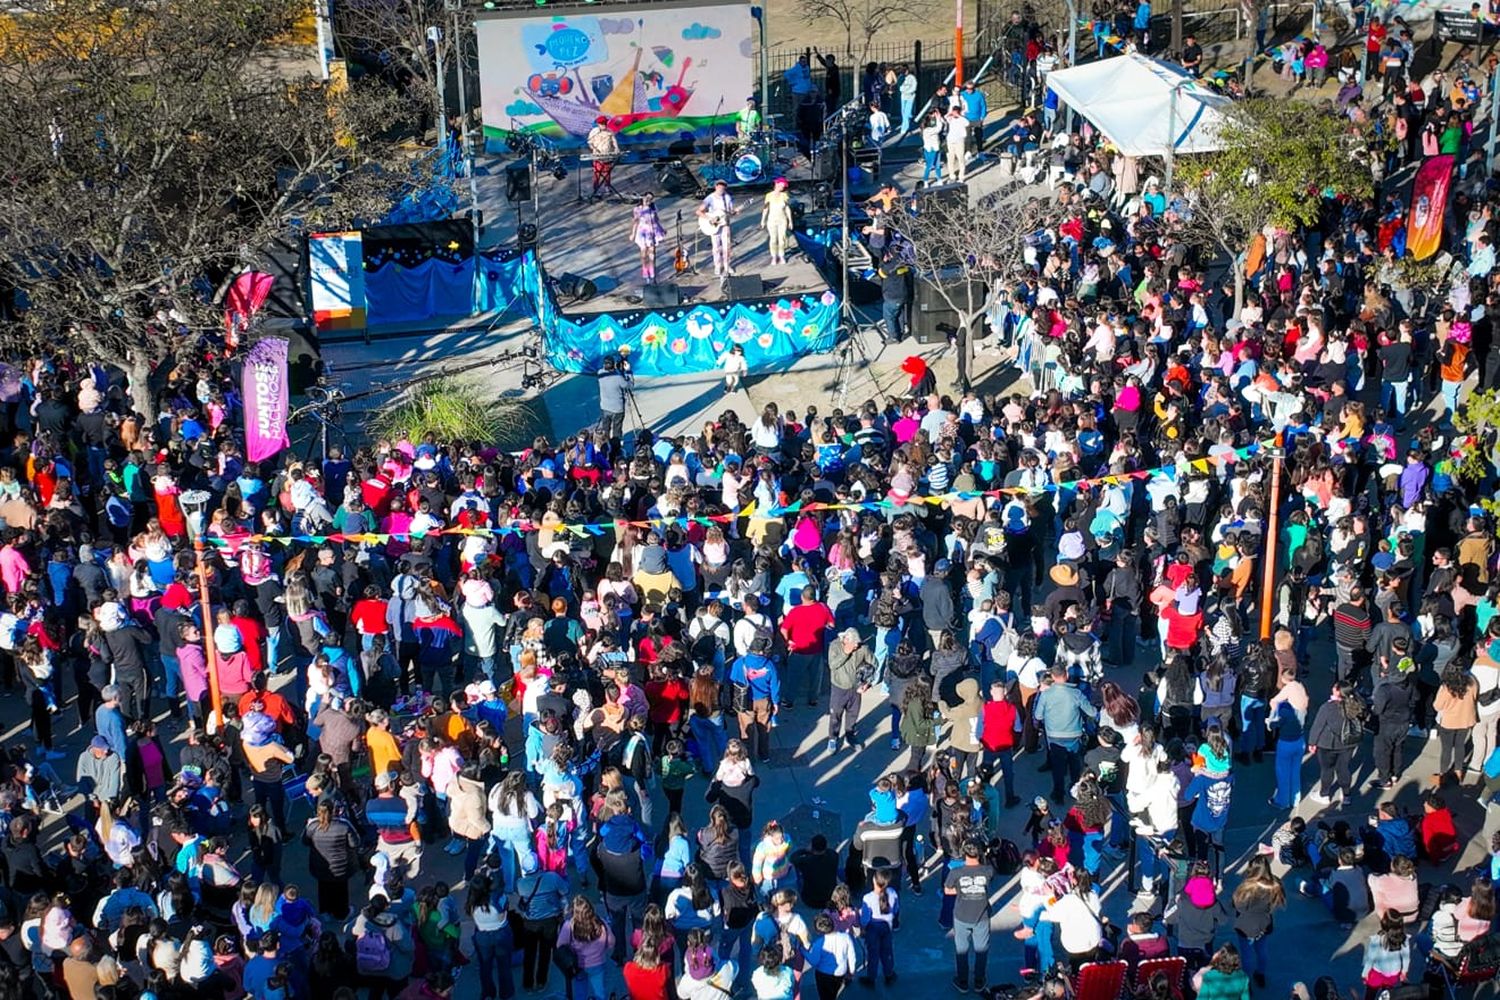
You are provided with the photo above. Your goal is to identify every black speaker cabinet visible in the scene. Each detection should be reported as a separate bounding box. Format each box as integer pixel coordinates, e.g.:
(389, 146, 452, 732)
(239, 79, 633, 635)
(724, 274, 764, 299)
(914, 272, 979, 345)
(642, 282, 682, 308)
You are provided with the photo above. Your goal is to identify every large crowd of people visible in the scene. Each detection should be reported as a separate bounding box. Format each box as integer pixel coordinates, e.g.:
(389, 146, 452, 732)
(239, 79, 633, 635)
(2, 8, 1500, 1000)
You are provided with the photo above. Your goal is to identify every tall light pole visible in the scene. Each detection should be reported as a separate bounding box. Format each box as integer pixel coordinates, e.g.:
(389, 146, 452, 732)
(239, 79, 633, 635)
(429, 25, 448, 151)
(1162, 74, 1194, 200)
(955, 0, 965, 86)
(448, 2, 481, 250)
(180, 491, 223, 726)
(752, 6, 770, 114)
(1258, 439, 1285, 640)
(1064, 0, 1077, 133)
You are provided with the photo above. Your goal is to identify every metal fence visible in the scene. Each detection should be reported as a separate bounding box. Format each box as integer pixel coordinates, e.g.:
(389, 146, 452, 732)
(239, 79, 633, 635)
(762, 37, 1010, 129)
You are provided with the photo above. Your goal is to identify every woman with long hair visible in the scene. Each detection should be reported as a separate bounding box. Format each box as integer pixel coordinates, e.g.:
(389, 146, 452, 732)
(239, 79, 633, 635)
(301, 798, 361, 920)
(558, 895, 614, 1000)
(1098, 680, 1141, 745)
(1230, 855, 1286, 989)
(1360, 910, 1410, 1000)
(466, 872, 514, 1000)
(1434, 661, 1480, 780)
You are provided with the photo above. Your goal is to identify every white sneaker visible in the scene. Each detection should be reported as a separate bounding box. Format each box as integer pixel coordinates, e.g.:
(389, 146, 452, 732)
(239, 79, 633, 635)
(1308, 790, 1330, 804)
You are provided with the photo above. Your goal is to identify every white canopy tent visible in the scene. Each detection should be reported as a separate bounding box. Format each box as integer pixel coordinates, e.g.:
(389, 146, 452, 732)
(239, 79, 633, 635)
(1042, 53, 1231, 160)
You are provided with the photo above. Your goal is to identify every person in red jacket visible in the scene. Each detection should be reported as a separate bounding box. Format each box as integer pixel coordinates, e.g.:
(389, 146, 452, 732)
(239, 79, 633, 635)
(1419, 790, 1460, 863)
(350, 585, 391, 647)
(978, 678, 1022, 807)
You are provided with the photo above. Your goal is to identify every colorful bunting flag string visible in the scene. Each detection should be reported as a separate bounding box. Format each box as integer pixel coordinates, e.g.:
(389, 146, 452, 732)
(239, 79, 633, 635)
(206, 442, 1266, 550)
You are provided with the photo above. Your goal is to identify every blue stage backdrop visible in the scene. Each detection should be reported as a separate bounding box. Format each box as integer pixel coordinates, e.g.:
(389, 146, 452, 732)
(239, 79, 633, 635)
(359, 246, 841, 376)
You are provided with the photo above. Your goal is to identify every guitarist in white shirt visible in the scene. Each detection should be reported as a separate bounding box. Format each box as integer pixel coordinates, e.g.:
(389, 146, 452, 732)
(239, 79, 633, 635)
(696, 179, 738, 278)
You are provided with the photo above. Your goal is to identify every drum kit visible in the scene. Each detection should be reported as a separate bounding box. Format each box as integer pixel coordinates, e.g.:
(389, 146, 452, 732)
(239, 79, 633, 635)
(709, 115, 795, 186)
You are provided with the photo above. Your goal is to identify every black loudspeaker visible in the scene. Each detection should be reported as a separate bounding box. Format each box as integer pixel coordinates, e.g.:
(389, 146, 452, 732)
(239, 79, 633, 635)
(724, 274, 763, 299)
(1147, 14, 1172, 53)
(555, 273, 598, 304)
(659, 160, 703, 197)
(911, 180, 968, 212)
(505, 160, 532, 202)
(914, 273, 979, 345)
(642, 282, 682, 308)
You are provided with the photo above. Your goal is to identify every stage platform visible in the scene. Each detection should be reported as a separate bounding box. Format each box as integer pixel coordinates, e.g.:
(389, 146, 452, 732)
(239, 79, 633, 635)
(484, 161, 835, 316)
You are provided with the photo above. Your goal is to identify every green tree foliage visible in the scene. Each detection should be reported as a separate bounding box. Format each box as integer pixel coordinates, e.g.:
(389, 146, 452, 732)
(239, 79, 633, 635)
(1181, 99, 1379, 309)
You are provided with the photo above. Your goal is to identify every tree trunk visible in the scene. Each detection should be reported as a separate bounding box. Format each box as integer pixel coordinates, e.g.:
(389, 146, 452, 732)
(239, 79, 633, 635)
(1233, 261, 1246, 318)
(128, 353, 157, 429)
(1171, 0, 1183, 53)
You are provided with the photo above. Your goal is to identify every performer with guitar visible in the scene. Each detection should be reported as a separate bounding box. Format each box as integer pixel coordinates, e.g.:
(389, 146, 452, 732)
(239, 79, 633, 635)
(696, 179, 738, 279)
(629, 193, 667, 284)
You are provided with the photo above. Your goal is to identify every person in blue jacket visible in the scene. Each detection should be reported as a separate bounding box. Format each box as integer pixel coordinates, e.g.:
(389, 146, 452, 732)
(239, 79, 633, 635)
(729, 636, 781, 763)
(960, 81, 988, 153)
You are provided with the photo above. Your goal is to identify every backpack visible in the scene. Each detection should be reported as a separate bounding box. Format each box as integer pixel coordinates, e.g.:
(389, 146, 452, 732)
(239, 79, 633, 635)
(356, 928, 391, 974)
(1339, 707, 1365, 746)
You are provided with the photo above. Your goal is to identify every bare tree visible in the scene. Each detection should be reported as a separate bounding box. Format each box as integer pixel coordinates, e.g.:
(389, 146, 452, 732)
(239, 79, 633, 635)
(0, 0, 423, 423)
(335, 0, 457, 138)
(897, 191, 1045, 388)
(799, 0, 933, 62)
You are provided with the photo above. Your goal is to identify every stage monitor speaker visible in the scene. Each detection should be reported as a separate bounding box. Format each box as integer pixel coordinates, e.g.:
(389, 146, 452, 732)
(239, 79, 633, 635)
(659, 159, 703, 197)
(911, 180, 968, 212)
(505, 160, 532, 203)
(724, 274, 763, 299)
(642, 282, 682, 309)
(517, 223, 539, 252)
(555, 272, 598, 304)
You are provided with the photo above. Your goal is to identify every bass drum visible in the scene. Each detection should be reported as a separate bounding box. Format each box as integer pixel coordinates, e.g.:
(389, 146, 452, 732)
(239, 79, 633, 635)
(733, 152, 763, 184)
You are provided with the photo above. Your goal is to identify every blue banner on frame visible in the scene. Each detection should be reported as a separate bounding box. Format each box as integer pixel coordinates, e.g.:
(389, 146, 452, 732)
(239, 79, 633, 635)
(356, 245, 841, 376)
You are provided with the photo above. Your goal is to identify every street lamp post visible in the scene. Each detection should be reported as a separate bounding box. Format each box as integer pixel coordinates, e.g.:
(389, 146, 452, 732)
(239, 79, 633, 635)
(179, 491, 223, 727)
(1162, 75, 1194, 200)
(428, 25, 448, 151)
(1258, 441, 1285, 640)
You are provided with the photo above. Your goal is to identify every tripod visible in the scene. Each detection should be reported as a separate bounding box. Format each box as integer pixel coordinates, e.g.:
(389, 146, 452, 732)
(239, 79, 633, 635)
(831, 303, 880, 411)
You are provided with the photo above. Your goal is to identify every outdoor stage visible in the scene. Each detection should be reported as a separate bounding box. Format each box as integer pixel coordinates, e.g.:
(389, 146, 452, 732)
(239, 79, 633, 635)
(486, 160, 832, 310)
(479, 159, 847, 377)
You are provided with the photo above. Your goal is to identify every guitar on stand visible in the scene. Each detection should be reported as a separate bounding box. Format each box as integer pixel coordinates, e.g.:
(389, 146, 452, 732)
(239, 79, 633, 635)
(674, 210, 694, 275)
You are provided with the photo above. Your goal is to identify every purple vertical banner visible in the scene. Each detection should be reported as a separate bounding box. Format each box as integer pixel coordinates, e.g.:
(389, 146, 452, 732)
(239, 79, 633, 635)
(243, 337, 290, 462)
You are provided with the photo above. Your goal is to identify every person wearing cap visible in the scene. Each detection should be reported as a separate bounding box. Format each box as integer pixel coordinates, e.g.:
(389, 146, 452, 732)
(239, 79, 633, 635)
(511, 849, 568, 990)
(586, 115, 621, 200)
(759, 177, 793, 266)
(696, 179, 738, 278)
(368, 767, 424, 879)
(920, 557, 957, 648)
(825, 629, 874, 753)
(76, 734, 123, 814)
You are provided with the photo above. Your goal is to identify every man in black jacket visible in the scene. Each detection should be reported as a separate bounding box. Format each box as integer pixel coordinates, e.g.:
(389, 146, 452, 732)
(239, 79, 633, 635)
(1370, 650, 1417, 788)
(921, 557, 957, 649)
(1103, 548, 1142, 667)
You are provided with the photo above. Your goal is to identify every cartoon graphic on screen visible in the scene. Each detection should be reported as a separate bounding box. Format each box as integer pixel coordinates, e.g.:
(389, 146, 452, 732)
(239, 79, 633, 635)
(477, 4, 751, 149)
